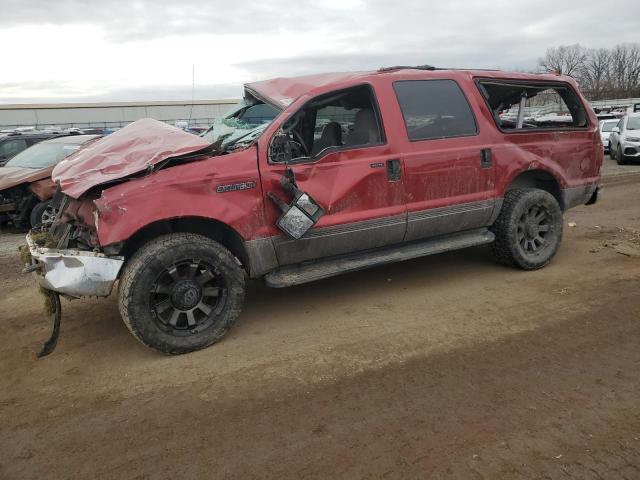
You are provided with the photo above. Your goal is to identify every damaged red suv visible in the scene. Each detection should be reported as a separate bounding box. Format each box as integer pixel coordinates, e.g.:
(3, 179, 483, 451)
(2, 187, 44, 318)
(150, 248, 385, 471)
(25, 66, 602, 355)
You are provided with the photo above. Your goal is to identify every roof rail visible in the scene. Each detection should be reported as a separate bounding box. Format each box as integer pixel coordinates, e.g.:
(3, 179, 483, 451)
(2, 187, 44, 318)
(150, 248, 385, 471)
(378, 65, 505, 73)
(378, 65, 436, 72)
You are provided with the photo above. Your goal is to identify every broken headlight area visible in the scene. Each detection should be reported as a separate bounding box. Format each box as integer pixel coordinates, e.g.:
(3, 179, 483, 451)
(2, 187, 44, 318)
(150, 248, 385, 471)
(46, 193, 100, 251)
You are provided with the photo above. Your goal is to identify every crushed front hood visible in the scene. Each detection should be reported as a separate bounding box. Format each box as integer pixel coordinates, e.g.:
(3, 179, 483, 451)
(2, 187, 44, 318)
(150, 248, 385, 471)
(0, 166, 52, 192)
(53, 118, 212, 199)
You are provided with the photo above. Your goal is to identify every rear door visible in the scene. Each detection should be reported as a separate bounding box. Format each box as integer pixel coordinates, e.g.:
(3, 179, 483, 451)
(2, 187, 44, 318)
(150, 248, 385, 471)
(392, 78, 495, 241)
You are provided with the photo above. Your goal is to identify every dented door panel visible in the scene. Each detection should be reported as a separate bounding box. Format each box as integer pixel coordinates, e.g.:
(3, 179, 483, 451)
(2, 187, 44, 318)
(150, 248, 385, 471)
(260, 146, 407, 266)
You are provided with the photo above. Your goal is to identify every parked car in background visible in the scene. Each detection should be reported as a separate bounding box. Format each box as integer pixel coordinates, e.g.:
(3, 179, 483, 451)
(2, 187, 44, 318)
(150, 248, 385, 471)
(610, 113, 640, 165)
(24, 67, 601, 355)
(0, 135, 100, 228)
(599, 119, 619, 153)
(0, 131, 73, 167)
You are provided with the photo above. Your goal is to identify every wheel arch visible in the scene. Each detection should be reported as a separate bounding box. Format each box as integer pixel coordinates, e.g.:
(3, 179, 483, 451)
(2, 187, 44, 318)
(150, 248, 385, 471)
(119, 216, 249, 271)
(503, 169, 565, 210)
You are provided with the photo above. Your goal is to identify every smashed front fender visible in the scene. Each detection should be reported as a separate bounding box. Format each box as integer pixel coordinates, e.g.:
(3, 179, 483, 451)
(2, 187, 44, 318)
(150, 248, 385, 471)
(25, 234, 124, 298)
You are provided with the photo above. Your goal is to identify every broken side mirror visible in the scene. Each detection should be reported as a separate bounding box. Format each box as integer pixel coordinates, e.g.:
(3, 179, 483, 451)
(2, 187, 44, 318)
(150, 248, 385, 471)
(268, 132, 292, 163)
(267, 169, 324, 239)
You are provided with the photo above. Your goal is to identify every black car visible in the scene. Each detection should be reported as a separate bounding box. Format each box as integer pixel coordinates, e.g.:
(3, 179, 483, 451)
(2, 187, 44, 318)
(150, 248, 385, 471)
(0, 131, 74, 167)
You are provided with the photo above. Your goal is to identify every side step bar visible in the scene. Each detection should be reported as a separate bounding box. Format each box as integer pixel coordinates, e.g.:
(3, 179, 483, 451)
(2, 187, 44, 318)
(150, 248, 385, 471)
(265, 228, 495, 288)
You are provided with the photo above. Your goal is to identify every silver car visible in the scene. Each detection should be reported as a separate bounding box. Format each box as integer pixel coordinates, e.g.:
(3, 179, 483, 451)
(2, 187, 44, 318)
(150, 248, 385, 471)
(610, 113, 640, 165)
(599, 119, 619, 153)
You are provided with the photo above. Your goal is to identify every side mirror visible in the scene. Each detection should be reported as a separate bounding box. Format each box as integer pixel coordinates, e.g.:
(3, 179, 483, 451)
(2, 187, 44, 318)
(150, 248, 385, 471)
(268, 131, 310, 163)
(268, 132, 292, 163)
(612, 127, 620, 133)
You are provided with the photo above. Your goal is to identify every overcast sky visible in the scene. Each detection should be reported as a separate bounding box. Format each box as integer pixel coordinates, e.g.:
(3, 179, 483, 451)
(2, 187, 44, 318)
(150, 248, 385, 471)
(1, 0, 639, 104)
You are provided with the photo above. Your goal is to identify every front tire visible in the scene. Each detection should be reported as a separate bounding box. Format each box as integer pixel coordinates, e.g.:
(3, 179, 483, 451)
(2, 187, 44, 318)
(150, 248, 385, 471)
(118, 233, 245, 354)
(491, 188, 563, 270)
(616, 145, 626, 165)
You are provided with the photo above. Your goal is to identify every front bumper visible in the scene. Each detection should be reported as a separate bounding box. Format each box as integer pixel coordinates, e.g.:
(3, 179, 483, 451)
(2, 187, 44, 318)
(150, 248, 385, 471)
(622, 143, 640, 157)
(26, 234, 124, 298)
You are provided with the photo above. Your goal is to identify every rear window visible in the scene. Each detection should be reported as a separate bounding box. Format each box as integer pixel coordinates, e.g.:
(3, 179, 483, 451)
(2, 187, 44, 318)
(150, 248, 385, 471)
(478, 80, 588, 131)
(393, 80, 477, 141)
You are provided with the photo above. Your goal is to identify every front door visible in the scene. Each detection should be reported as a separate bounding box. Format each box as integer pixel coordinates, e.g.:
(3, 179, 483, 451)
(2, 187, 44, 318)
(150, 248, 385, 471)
(260, 84, 407, 266)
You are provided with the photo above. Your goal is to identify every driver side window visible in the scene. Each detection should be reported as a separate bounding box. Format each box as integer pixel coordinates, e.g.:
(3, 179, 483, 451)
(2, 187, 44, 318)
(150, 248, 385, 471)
(272, 85, 384, 163)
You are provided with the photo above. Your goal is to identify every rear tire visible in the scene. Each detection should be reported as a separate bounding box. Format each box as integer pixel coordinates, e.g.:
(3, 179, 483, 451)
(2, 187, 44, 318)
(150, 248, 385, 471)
(118, 233, 245, 354)
(491, 188, 563, 270)
(610, 145, 616, 160)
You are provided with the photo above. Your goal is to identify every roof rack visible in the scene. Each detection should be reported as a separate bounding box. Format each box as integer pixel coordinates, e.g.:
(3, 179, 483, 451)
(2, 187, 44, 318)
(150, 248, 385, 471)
(378, 65, 436, 72)
(379, 65, 502, 73)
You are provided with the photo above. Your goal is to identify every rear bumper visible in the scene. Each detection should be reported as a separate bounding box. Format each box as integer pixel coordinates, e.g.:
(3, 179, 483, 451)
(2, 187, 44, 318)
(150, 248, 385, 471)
(562, 183, 600, 210)
(26, 234, 124, 298)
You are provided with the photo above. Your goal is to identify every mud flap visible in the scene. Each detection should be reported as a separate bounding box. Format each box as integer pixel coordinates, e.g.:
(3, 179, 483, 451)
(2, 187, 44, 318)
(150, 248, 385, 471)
(585, 186, 600, 206)
(37, 289, 61, 358)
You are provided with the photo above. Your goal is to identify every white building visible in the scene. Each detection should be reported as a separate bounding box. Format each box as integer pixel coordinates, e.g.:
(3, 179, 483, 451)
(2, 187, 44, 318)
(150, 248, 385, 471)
(0, 99, 239, 131)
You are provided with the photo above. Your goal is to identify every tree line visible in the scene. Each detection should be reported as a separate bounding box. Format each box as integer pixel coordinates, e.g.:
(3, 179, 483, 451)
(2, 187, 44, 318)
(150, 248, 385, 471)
(538, 44, 640, 101)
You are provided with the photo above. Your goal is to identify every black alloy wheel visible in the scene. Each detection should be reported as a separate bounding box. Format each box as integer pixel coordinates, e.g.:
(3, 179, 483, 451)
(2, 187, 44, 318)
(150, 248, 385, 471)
(150, 260, 228, 336)
(516, 205, 552, 254)
(491, 188, 563, 270)
(118, 233, 245, 354)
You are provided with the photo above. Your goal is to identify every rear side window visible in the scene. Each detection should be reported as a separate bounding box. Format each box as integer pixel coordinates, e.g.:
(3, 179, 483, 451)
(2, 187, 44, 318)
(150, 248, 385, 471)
(477, 80, 589, 131)
(393, 80, 477, 141)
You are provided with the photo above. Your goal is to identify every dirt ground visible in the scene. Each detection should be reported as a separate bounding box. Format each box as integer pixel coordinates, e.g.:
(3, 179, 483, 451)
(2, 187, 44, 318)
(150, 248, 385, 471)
(1, 176, 640, 480)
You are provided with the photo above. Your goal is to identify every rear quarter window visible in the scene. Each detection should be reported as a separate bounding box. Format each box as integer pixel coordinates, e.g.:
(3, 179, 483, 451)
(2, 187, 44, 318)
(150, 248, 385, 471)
(477, 79, 589, 132)
(393, 79, 477, 141)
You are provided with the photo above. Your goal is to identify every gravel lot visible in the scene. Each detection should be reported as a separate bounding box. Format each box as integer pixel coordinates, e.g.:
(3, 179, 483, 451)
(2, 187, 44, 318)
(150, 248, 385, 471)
(1, 166, 639, 479)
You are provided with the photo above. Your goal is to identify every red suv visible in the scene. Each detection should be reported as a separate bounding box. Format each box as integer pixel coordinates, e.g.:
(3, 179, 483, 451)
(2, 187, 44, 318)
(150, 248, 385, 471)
(25, 66, 602, 355)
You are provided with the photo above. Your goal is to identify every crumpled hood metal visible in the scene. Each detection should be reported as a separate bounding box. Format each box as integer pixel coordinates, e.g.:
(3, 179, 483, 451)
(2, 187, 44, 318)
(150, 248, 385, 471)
(52, 118, 212, 199)
(0, 165, 53, 192)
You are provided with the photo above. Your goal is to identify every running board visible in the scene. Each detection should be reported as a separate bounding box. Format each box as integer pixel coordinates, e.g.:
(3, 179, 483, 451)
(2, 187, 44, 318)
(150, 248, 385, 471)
(265, 228, 495, 288)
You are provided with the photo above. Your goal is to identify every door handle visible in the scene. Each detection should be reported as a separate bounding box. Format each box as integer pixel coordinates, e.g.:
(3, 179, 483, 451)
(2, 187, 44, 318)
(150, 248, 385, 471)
(386, 159, 401, 181)
(480, 148, 492, 168)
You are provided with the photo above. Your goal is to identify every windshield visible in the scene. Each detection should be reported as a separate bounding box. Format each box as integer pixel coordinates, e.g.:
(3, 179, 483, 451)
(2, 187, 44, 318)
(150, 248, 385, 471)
(201, 99, 279, 149)
(5, 142, 81, 169)
(600, 121, 617, 132)
(627, 116, 640, 130)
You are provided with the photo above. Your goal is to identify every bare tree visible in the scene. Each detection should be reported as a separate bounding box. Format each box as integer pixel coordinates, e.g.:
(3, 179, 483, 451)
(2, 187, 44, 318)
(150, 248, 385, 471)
(579, 48, 610, 100)
(607, 44, 640, 98)
(538, 44, 586, 77)
(539, 43, 640, 100)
